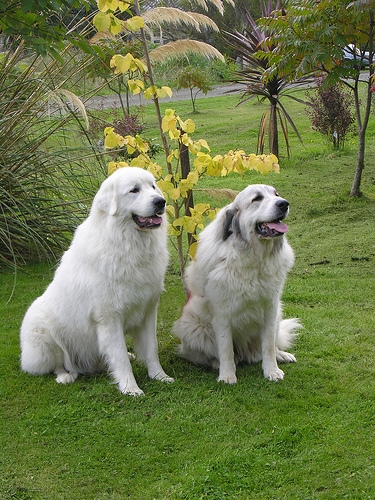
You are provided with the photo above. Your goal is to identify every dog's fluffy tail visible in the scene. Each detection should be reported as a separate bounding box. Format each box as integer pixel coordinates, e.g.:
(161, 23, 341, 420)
(277, 318, 303, 350)
(173, 300, 219, 368)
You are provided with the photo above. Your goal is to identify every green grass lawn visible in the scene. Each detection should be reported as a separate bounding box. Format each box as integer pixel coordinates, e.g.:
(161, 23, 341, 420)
(1, 91, 375, 499)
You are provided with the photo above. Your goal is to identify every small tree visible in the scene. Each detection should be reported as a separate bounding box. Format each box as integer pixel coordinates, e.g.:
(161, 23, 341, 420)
(175, 65, 213, 113)
(261, 0, 374, 196)
(306, 78, 356, 149)
(225, 1, 313, 158)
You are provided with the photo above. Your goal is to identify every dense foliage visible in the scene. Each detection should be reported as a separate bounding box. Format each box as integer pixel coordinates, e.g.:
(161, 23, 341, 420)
(306, 78, 356, 149)
(259, 0, 374, 196)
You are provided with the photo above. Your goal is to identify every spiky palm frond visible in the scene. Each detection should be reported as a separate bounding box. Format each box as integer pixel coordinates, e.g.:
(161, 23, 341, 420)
(225, 2, 313, 157)
(148, 39, 224, 62)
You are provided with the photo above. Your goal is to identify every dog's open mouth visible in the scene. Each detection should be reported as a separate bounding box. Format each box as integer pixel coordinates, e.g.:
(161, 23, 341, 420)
(132, 214, 163, 230)
(256, 220, 288, 238)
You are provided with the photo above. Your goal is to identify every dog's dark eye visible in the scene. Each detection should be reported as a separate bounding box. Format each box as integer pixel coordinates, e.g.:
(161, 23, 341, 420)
(130, 187, 140, 194)
(253, 195, 263, 202)
(152, 185, 156, 190)
(275, 191, 280, 197)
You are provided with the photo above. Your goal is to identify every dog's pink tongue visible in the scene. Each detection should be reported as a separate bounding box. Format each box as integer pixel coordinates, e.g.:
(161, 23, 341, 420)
(138, 216, 163, 224)
(268, 221, 288, 233)
(152, 215, 163, 224)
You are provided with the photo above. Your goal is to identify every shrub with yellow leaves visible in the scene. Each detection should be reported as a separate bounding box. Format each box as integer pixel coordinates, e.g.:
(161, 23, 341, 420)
(103, 108, 280, 281)
(94, 0, 280, 286)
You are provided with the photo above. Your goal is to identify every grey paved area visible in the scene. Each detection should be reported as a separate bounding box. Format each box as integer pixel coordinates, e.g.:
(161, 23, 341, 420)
(84, 83, 244, 110)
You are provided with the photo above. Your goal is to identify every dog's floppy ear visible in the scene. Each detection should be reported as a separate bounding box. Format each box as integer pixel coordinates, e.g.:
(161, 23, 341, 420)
(223, 208, 234, 240)
(95, 178, 118, 215)
(223, 208, 241, 241)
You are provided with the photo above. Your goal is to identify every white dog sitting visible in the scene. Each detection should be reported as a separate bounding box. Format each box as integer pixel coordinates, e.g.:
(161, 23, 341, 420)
(20, 167, 173, 396)
(174, 184, 302, 384)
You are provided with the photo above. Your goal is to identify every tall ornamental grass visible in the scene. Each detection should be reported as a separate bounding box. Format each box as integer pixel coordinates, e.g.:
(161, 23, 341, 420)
(0, 43, 107, 269)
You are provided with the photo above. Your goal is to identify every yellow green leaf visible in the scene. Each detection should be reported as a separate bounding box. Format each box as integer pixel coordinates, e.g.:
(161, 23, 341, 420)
(118, 1, 130, 12)
(196, 138, 210, 152)
(108, 160, 128, 175)
(173, 217, 185, 228)
(125, 15, 144, 32)
(147, 162, 163, 179)
(157, 86, 173, 98)
(189, 241, 198, 260)
(133, 58, 147, 73)
(98, 0, 118, 13)
(109, 14, 124, 34)
(128, 79, 144, 94)
(104, 128, 121, 148)
(168, 224, 181, 236)
(130, 156, 148, 168)
(93, 12, 111, 31)
(178, 179, 193, 198)
(144, 86, 157, 100)
(110, 53, 135, 74)
(157, 179, 180, 201)
(135, 135, 149, 153)
(187, 170, 199, 185)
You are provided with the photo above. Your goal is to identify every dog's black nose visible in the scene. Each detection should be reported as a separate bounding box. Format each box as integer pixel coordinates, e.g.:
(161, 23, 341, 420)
(153, 197, 166, 210)
(276, 199, 289, 213)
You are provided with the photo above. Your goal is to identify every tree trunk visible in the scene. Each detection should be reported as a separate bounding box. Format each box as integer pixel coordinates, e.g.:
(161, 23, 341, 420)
(180, 140, 194, 248)
(269, 103, 279, 158)
(350, 127, 365, 196)
(350, 9, 374, 197)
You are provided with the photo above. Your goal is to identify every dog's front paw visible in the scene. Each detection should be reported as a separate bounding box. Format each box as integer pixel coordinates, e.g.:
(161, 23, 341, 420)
(120, 385, 144, 397)
(264, 367, 284, 381)
(218, 373, 237, 385)
(55, 370, 78, 384)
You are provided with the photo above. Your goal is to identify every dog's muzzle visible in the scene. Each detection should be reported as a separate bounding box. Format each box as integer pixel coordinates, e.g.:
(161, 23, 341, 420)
(256, 199, 289, 238)
(132, 196, 166, 230)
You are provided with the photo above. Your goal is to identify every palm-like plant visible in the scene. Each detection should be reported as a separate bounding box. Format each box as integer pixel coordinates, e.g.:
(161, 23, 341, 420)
(225, 1, 313, 157)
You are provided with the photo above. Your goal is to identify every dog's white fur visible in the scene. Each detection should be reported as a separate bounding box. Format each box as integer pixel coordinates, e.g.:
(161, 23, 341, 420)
(174, 184, 301, 384)
(20, 167, 173, 396)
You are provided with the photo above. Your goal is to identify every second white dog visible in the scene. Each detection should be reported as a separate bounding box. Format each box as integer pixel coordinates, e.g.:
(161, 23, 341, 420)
(20, 167, 173, 396)
(174, 184, 301, 384)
